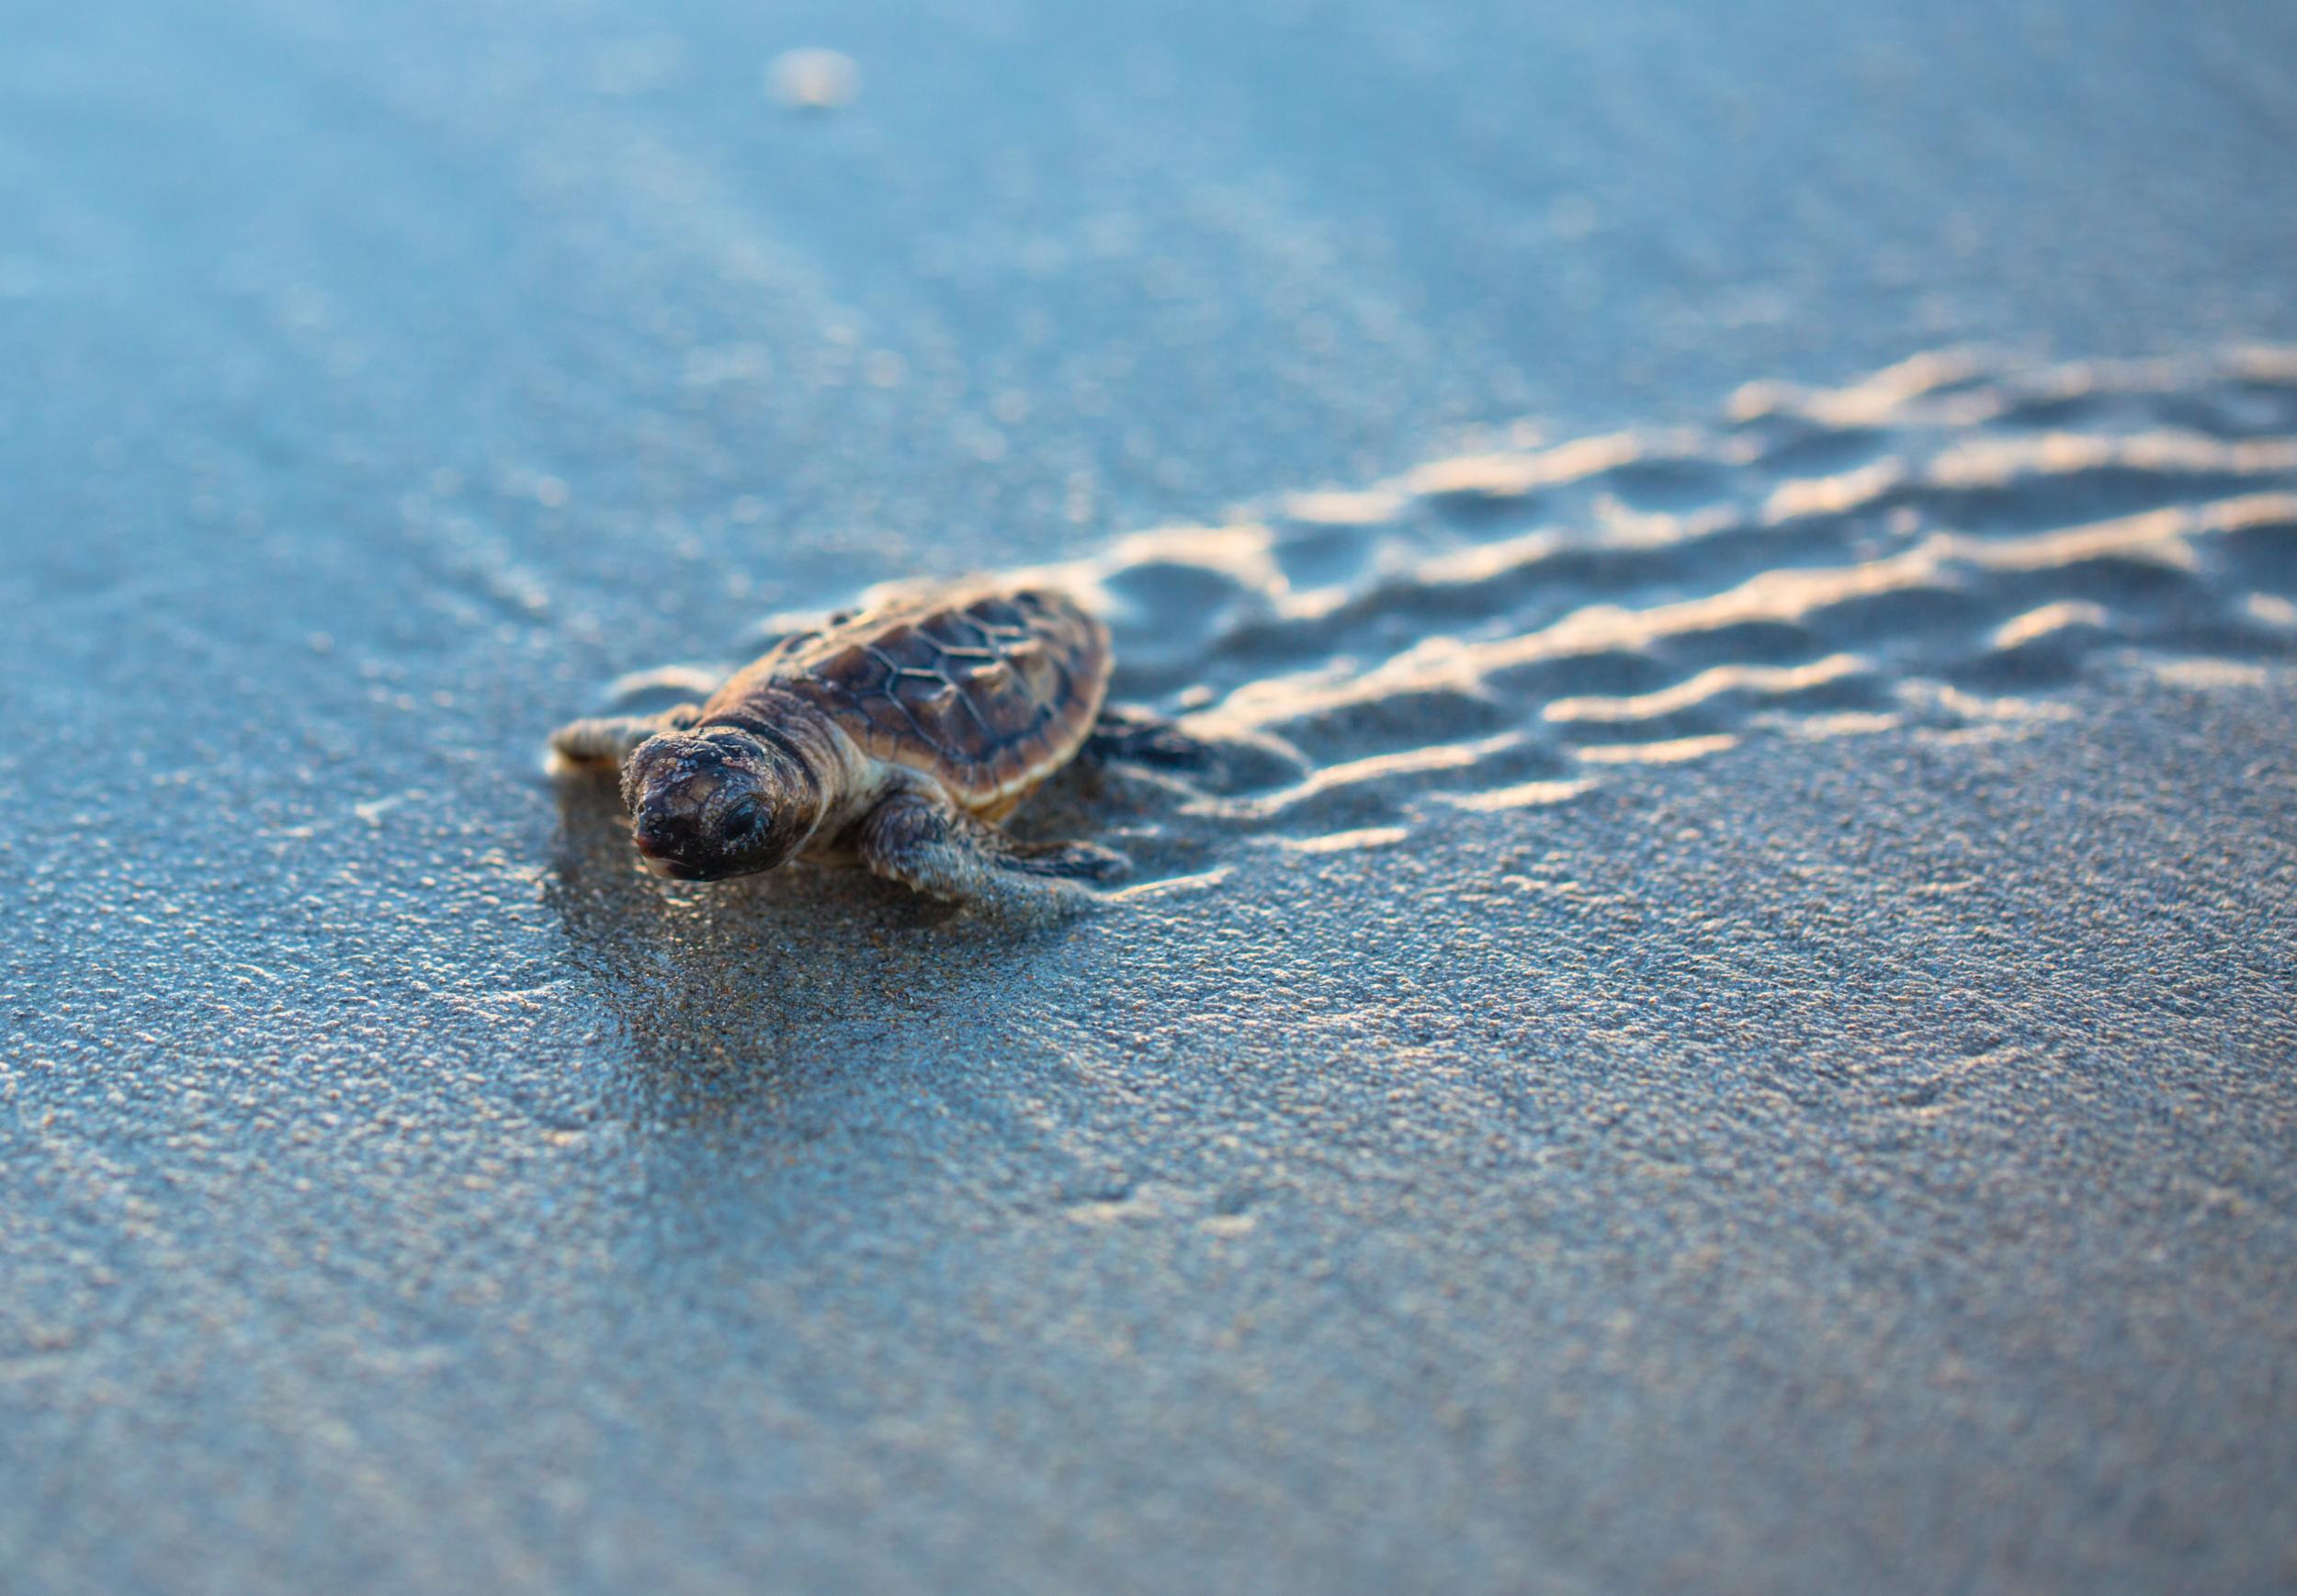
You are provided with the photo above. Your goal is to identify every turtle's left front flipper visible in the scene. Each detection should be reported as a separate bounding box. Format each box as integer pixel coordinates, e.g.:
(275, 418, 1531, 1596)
(856, 790, 1125, 922)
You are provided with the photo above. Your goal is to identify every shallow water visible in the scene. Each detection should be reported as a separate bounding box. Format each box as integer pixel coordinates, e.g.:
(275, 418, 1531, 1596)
(6, 0, 2297, 1591)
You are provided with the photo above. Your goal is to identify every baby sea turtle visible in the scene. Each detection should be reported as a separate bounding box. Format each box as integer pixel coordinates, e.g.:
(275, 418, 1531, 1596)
(551, 582, 1186, 917)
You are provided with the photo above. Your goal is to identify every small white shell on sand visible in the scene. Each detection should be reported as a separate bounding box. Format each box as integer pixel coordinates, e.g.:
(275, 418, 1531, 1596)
(766, 49, 859, 109)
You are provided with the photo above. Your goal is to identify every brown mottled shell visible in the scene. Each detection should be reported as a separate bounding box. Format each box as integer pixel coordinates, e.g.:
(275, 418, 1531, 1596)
(741, 584, 1110, 815)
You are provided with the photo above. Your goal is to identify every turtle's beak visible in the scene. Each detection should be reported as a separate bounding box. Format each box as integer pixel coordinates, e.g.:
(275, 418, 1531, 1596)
(631, 823, 707, 879)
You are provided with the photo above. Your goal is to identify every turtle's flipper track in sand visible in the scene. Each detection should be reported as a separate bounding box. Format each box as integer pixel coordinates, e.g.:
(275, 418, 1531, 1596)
(1042, 349, 2297, 862)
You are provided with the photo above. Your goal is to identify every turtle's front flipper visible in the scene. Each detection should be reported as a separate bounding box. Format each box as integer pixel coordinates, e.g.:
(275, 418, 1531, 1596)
(548, 705, 701, 771)
(856, 791, 1124, 921)
(1003, 837, 1131, 883)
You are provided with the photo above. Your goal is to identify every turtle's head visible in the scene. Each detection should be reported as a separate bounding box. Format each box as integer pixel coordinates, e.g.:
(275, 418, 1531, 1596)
(621, 727, 821, 882)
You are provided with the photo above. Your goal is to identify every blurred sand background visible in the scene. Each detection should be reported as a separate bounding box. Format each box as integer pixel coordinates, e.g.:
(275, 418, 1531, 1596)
(4, 1, 2296, 1591)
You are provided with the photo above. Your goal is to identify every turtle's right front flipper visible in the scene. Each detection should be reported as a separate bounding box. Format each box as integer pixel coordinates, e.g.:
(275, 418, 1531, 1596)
(855, 790, 1122, 922)
(547, 705, 701, 772)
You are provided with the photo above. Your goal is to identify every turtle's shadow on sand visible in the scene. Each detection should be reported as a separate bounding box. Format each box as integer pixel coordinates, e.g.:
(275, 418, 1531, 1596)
(539, 733, 1248, 1126)
(545, 776, 1069, 1120)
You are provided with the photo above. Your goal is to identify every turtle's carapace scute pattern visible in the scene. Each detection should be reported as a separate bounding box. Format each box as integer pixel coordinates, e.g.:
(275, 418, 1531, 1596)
(728, 583, 1111, 821)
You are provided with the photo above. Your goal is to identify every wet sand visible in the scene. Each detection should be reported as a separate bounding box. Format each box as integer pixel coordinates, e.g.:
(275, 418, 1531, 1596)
(6, 1, 2297, 1591)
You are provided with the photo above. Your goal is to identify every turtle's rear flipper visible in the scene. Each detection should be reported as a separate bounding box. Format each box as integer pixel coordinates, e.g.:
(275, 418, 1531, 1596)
(856, 792, 1111, 922)
(1083, 705, 1223, 777)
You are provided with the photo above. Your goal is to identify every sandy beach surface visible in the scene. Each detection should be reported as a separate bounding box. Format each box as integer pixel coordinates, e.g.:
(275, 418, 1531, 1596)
(6, 1, 2296, 1591)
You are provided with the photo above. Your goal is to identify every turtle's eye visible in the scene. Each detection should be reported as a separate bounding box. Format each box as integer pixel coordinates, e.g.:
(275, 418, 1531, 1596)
(724, 799, 765, 839)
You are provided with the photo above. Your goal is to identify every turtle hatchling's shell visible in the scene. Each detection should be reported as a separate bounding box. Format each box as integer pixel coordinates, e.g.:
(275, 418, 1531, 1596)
(750, 584, 1112, 811)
